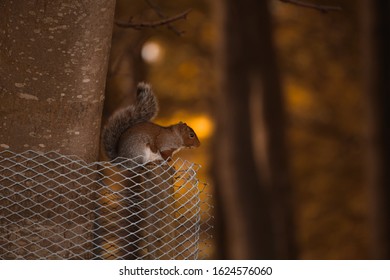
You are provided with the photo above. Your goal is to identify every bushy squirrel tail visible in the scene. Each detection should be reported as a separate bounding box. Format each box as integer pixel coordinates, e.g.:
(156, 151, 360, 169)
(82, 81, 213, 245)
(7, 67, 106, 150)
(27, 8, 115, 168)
(102, 82, 159, 160)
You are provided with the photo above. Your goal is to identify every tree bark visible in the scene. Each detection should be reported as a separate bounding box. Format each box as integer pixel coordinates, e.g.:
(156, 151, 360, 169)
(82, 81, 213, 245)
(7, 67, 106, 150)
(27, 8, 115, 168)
(361, 0, 390, 259)
(0, 0, 115, 161)
(214, 0, 296, 259)
(0, 0, 115, 259)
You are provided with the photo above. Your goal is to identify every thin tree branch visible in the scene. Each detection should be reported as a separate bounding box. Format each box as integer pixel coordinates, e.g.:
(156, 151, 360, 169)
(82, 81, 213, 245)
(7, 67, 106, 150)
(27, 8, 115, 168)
(115, 9, 192, 29)
(144, 0, 185, 36)
(279, 0, 342, 13)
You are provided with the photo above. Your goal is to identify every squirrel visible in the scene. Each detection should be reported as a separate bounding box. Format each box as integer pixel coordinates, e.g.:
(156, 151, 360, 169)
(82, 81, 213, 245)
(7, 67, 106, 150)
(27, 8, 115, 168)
(102, 82, 200, 164)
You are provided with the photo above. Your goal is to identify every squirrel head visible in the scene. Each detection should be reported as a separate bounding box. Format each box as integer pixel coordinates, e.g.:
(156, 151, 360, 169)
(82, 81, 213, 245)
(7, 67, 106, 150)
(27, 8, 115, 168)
(177, 122, 201, 148)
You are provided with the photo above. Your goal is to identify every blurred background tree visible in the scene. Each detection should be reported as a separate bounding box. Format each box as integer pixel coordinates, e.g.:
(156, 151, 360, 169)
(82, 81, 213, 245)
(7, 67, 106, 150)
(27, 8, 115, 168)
(213, 0, 295, 259)
(274, 0, 368, 259)
(102, 0, 387, 259)
(361, 0, 390, 259)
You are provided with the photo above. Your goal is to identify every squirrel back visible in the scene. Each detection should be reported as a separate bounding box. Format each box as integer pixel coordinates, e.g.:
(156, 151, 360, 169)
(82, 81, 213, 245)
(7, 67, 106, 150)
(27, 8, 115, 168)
(102, 82, 158, 160)
(117, 121, 200, 163)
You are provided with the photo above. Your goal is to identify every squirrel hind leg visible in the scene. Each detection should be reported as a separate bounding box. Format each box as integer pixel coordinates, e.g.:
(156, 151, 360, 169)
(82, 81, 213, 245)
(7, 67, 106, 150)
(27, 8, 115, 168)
(142, 146, 164, 163)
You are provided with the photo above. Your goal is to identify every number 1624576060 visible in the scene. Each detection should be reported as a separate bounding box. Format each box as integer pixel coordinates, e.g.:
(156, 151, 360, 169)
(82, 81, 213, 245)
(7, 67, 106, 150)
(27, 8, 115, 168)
(212, 266, 272, 276)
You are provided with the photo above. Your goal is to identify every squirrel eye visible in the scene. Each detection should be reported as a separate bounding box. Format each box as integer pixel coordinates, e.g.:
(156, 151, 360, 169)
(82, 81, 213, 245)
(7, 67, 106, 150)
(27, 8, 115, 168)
(189, 132, 195, 138)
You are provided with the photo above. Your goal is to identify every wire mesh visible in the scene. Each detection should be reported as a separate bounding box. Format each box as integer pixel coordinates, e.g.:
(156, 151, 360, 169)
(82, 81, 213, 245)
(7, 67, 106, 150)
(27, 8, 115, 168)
(0, 150, 212, 260)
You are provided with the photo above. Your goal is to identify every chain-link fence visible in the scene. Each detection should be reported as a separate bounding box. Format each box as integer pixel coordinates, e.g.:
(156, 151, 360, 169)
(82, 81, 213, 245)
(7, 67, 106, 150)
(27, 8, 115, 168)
(0, 150, 212, 260)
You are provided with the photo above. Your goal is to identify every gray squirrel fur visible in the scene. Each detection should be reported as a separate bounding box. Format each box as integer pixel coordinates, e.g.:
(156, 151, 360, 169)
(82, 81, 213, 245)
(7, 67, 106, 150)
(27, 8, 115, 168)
(102, 82, 158, 160)
(102, 82, 200, 163)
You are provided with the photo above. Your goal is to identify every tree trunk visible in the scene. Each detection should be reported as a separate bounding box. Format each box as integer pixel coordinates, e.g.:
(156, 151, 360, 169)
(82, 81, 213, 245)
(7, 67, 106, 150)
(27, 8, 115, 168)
(0, 0, 115, 259)
(0, 0, 115, 160)
(361, 0, 390, 259)
(214, 0, 296, 259)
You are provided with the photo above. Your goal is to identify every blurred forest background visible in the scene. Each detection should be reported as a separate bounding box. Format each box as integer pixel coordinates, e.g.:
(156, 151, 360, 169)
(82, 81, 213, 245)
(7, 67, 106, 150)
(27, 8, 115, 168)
(102, 0, 386, 260)
(1, 0, 388, 260)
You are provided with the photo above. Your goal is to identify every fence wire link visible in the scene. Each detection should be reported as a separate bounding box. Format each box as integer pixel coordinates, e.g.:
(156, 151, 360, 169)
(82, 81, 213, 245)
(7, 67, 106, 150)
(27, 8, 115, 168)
(0, 150, 212, 260)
